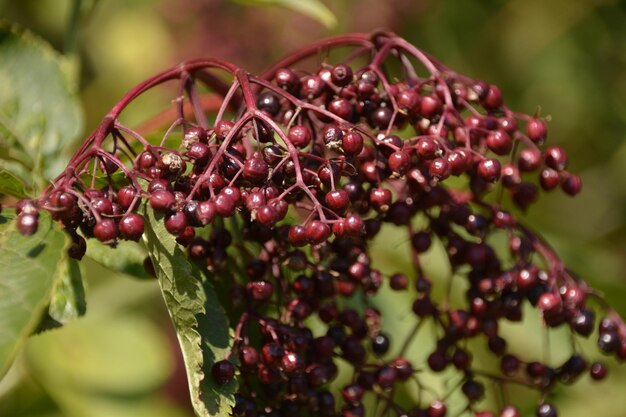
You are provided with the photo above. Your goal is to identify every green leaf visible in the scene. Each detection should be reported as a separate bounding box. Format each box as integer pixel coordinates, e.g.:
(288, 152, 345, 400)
(143, 205, 236, 417)
(86, 238, 150, 279)
(0, 209, 69, 378)
(48, 258, 86, 324)
(0, 169, 29, 198)
(234, 0, 337, 29)
(0, 24, 83, 186)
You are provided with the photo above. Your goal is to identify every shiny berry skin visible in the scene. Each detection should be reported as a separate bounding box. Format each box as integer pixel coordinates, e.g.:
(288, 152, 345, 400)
(288, 225, 308, 247)
(195, 201, 216, 226)
(149, 190, 175, 212)
(117, 186, 137, 209)
(544, 146, 568, 171)
(214, 193, 236, 217)
(17, 213, 38, 236)
(477, 158, 501, 182)
(486, 130, 512, 155)
(527, 118, 548, 143)
(93, 218, 118, 243)
(370, 188, 392, 212)
(499, 406, 521, 417)
(416, 137, 440, 159)
(257, 91, 280, 116)
(212, 360, 235, 385)
(329, 98, 354, 120)
(306, 220, 331, 245)
(164, 211, 187, 236)
(419, 95, 443, 118)
(243, 157, 269, 185)
(427, 400, 447, 417)
(342, 131, 364, 155)
(536, 403, 557, 417)
(590, 362, 607, 380)
(247, 280, 273, 301)
(388, 151, 410, 175)
(371, 333, 390, 356)
(325, 189, 350, 213)
(275, 68, 300, 92)
(331, 64, 353, 87)
(561, 174, 582, 196)
(119, 214, 145, 241)
(429, 157, 450, 180)
(518, 148, 542, 172)
(301, 74, 324, 98)
(214, 120, 235, 142)
(187, 142, 211, 164)
(397, 89, 419, 111)
(288, 125, 312, 148)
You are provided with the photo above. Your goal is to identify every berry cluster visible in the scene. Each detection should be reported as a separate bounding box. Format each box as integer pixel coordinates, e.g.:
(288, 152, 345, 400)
(12, 31, 625, 416)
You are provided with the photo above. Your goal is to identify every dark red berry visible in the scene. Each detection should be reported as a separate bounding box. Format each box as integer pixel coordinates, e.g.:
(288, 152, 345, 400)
(306, 220, 331, 245)
(527, 118, 548, 143)
(165, 211, 187, 236)
(288, 125, 312, 148)
(17, 213, 38, 236)
(257, 91, 280, 116)
(331, 64, 353, 87)
(275, 68, 300, 92)
(212, 360, 235, 385)
(427, 400, 447, 417)
(477, 158, 501, 182)
(247, 280, 273, 301)
(119, 214, 145, 241)
(486, 130, 513, 155)
(561, 173, 582, 196)
(342, 131, 364, 155)
(149, 190, 175, 212)
(288, 225, 308, 247)
(388, 151, 410, 175)
(590, 362, 607, 380)
(536, 403, 557, 417)
(325, 189, 350, 213)
(94, 218, 118, 243)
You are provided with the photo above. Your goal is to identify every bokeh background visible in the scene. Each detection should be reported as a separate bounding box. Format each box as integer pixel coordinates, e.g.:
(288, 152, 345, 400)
(1, 0, 625, 416)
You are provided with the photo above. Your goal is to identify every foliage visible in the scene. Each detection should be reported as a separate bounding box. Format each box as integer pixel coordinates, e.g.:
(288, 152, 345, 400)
(0, 2, 625, 417)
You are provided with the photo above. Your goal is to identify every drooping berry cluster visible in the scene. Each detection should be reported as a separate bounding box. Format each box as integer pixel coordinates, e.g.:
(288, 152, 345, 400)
(13, 31, 624, 417)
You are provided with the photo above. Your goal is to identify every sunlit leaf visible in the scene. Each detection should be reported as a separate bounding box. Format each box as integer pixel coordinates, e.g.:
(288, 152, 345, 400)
(86, 238, 150, 279)
(48, 258, 86, 324)
(0, 210, 69, 378)
(0, 24, 83, 185)
(0, 169, 28, 198)
(143, 205, 236, 417)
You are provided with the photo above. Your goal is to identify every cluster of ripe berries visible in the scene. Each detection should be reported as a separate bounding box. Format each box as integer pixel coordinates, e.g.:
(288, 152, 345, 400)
(12, 32, 624, 417)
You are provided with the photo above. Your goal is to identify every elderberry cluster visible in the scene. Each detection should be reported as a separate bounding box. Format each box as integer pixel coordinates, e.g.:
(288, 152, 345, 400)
(12, 31, 624, 417)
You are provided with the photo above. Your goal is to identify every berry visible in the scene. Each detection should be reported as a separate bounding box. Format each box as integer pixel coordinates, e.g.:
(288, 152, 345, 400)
(93, 219, 118, 243)
(536, 403, 557, 417)
(477, 158, 501, 182)
(149, 190, 175, 212)
(342, 131, 364, 155)
(165, 211, 187, 236)
(331, 64, 353, 87)
(590, 362, 607, 380)
(17, 213, 38, 236)
(119, 214, 145, 241)
(371, 333, 390, 356)
(212, 360, 235, 385)
(288, 125, 312, 148)
(325, 189, 350, 213)
(243, 157, 269, 185)
(527, 118, 548, 143)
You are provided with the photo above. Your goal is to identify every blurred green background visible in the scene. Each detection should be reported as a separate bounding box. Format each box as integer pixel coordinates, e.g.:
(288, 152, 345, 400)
(0, 0, 625, 416)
